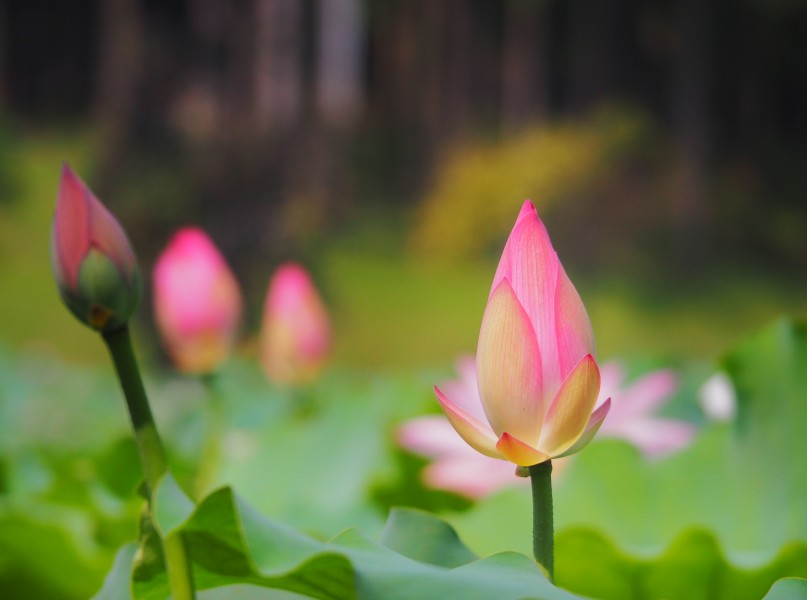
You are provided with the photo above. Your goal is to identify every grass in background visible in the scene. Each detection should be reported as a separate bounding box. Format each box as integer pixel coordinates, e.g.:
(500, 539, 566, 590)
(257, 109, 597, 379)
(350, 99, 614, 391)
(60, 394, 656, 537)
(323, 215, 807, 369)
(0, 126, 107, 364)
(1, 125, 806, 370)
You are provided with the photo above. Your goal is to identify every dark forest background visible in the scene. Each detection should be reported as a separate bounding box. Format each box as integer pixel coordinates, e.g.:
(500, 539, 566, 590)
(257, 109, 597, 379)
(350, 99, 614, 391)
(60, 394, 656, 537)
(1, 0, 806, 364)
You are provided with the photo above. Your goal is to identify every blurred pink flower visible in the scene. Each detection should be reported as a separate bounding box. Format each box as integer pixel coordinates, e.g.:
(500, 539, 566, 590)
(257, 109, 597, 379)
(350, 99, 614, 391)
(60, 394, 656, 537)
(400, 356, 695, 498)
(400, 356, 526, 498)
(260, 263, 331, 385)
(153, 227, 242, 374)
(596, 362, 695, 457)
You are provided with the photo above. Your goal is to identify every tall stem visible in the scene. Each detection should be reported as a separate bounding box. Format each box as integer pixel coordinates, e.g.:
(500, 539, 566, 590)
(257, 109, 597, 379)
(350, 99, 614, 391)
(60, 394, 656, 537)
(102, 325, 167, 493)
(528, 460, 554, 582)
(102, 325, 196, 599)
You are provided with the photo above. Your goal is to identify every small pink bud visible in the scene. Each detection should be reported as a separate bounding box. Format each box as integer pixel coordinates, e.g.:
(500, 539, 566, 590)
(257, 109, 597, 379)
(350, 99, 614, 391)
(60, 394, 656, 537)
(153, 227, 243, 374)
(260, 263, 331, 385)
(51, 164, 141, 332)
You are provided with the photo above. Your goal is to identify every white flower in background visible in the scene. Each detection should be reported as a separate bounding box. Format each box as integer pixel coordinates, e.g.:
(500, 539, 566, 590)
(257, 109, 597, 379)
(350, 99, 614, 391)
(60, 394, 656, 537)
(698, 372, 737, 422)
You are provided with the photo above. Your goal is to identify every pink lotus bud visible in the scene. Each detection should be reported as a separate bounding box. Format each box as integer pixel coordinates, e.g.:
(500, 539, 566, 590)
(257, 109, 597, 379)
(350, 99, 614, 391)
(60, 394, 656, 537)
(435, 201, 610, 467)
(50, 164, 141, 332)
(153, 228, 243, 374)
(260, 263, 331, 385)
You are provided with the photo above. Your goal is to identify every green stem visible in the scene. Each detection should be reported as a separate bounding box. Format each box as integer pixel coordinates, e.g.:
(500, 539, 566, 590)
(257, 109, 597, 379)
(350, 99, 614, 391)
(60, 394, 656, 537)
(164, 535, 195, 600)
(528, 460, 554, 582)
(102, 325, 167, 493)
(102, 325, 196, 599)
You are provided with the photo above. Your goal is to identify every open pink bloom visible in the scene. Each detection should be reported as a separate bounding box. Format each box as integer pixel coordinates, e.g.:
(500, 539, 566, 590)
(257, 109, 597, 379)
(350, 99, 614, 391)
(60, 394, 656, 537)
(595, 361, 695, 457)
(153, 228, 243, 374)
(402, 356, 524, 498)
(399, 415, 522, 498)
(51, 164, 141, 332)
(435, 201, 610, 467)
(260, 263, 331, 385)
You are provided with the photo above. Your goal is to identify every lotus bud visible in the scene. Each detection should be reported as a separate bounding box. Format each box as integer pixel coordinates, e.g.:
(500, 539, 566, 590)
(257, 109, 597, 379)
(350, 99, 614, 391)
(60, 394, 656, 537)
(260, 263, 331, 385)
(50, 164, 141, 332)
(435, 200, 610, 467)
(153, 227, 243, 374)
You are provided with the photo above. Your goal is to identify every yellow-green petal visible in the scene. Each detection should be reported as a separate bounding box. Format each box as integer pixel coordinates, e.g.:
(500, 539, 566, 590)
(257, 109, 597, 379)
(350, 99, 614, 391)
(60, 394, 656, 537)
(496, 432, 550, 467)
(538, 355, 600, 456)
(434, 386, 503, 459)
(476, 280, 544, 446)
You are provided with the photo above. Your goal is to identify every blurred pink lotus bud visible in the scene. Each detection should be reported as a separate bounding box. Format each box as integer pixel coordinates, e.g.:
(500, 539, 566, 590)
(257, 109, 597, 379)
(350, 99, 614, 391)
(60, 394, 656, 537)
(153, 227, 243, 374)
(51, 164, 141, 332)
(435, 201, 610, 467)
(260, 263, 331, 385)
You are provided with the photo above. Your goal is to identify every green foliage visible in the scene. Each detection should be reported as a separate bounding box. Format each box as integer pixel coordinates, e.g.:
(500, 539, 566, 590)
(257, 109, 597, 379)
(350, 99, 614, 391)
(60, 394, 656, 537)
(556, 528, 807, 600)
(764, 579, 807, 600)
(98, 490, 577, 600)
(445, 318, 807, 598)
(2, 318, 807, 598)
(0, 128, 106, 363)
(556, 318, 807, 555)
(409, 107, 653, 262)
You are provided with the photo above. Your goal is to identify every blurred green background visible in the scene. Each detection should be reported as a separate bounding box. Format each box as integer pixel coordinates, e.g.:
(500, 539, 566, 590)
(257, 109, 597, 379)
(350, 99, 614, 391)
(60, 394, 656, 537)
(2, 2, 807, 598)
(1, 1, 807, 370)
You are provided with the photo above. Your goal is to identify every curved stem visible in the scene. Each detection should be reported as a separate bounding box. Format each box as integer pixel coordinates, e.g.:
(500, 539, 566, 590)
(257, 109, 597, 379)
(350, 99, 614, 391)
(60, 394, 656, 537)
(102, 325, 196, 599)
(102, 325, 167, 493)
(528, 460, 554, 582)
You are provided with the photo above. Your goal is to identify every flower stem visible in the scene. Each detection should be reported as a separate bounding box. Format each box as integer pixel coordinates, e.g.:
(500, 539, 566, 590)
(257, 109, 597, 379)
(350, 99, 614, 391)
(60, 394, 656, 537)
(102, 325, 167, 493)
(528, 460, 554, 582)
(102, 325, 196, 599)
(164, 535, 195, 600)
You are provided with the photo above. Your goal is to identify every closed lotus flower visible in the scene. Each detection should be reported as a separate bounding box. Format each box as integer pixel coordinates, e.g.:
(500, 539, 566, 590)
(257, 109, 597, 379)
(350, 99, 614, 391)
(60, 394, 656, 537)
(404, 356, 692, 498)
(260, 263, 331, 385)
(435, 201, 610, 467)
(51, 164, 141, 332)
(153, 227, 243, 374)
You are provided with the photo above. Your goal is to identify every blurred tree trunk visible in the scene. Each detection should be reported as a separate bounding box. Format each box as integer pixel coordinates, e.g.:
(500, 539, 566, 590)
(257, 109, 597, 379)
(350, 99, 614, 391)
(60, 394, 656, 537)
(0, 1, 6, 107)
(502, 0, 550, 130)
(93, 0, 144, 185)
(410, 0, 475, 163)
(367, 0, 474, 195)
(671, 0, 713, 264)
(440, 0, 473, 138)
(315, 0, 364, 126)
(567, 0, 625, 112)
(419, 0, 446, 143)
(279, 0, 368, 242)
(253, 0, 304, 135)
